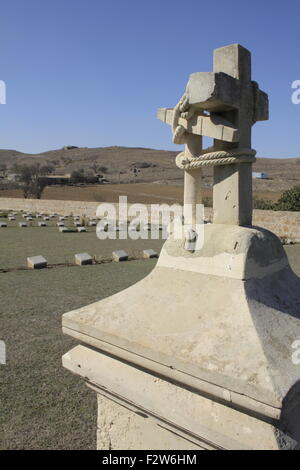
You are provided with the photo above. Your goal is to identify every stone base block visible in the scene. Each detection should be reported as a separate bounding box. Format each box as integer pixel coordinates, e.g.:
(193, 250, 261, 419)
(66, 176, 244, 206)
(96, 395, 201, 450)
(63, 346, 297, 450)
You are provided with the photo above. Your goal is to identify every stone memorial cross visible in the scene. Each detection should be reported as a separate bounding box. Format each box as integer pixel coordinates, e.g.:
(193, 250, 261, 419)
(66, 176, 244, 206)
(157, 44, 268, 227)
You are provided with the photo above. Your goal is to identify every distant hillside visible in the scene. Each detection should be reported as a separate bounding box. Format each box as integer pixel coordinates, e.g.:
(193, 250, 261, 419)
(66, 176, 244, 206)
(0, 146, 299, 192)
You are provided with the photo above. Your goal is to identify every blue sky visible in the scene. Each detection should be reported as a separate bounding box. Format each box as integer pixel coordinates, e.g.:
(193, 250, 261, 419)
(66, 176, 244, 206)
(0, 0, 299, 158)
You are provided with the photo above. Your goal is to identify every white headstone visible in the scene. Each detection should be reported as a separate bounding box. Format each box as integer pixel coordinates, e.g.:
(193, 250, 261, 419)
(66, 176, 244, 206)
(75, 253, 93, 266)
(112, 250, 128, 262)
(143, 249, 158, 259)
(27, 255, 47, 269)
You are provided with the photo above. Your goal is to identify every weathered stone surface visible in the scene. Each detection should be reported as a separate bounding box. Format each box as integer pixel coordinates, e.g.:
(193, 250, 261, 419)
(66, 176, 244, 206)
(96, 394, 200, 450)
(27, 255, 47, 269)
(112, 250, 128, 262)
(143, 249, 158, 259)
(75, 253, 93, 266)
(157, 107, 239, 142)
(187, 71, 240, 111)
(212, 45, 256, 226)
(63, 346, 297, 450)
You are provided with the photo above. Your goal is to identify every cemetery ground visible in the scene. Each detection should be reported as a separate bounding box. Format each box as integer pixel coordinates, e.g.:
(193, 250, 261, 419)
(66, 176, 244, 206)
(1, 211, 300, 449)
(0, 218, 163, 271)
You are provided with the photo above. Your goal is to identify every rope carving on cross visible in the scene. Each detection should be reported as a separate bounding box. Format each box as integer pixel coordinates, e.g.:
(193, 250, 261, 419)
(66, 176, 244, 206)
(171, 91, 256, 169)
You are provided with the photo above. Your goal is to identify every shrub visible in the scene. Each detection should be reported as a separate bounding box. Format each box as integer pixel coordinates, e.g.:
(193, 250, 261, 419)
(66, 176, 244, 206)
(253, 198, 275, 210)
(276, 185, 300, 212)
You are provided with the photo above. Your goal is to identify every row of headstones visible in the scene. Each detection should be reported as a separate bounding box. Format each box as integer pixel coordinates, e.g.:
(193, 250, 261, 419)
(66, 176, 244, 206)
(27, 249, 158, 269)
(0, 219, 165, 232)
(0, 213, 97, 229)
(0, 222, 89, 231)
(2, 212, 89, 219)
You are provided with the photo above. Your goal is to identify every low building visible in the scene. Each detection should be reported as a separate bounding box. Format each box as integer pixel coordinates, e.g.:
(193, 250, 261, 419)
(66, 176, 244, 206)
(252, 172, 269, 179)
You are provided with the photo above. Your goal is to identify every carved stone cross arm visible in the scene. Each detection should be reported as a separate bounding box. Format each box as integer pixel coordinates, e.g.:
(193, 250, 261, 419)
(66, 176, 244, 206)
(157, 107, 239, 143)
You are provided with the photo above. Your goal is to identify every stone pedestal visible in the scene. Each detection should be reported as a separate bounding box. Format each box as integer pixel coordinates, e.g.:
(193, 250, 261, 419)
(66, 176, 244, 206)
(62, 224, 300, 450)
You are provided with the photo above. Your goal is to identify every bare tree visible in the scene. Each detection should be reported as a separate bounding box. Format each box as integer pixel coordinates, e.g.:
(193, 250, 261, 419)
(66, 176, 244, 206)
(14, 163, 54, 199)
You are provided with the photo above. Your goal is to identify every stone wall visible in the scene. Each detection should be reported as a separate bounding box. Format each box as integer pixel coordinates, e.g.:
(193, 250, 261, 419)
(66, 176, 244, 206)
(0, 197, 299, 241)
(204, 207, 300, 242)
(253, 209, 300, 242)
